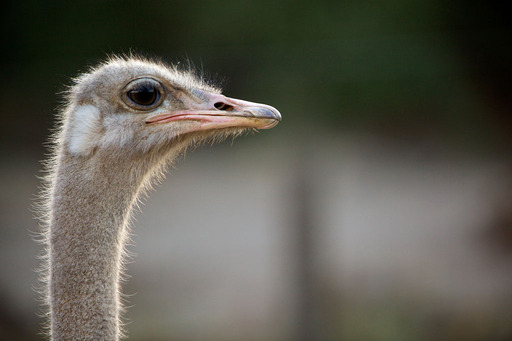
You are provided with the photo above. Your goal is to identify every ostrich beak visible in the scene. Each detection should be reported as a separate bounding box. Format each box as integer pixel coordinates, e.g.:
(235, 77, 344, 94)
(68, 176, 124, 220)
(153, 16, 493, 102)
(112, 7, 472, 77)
(146, 90, 281, 131)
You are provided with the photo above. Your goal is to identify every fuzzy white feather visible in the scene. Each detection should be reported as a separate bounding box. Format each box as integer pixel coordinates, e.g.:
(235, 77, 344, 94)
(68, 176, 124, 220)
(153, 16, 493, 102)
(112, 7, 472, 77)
(68, 105, 102, 156)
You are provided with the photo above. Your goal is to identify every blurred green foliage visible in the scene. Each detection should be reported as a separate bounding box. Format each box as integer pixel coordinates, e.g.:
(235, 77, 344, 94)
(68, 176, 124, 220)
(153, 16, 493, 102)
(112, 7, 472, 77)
(1, 0, 510, 152)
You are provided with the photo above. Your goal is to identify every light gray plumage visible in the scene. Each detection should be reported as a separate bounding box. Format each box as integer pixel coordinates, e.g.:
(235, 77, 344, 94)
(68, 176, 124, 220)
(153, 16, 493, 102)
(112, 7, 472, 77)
(37, 56, 280, 340)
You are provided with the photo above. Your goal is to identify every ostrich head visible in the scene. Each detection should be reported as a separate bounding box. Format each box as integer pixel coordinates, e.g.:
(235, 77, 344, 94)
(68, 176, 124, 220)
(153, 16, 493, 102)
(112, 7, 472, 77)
(42, 56, 280, 340)
(61, 57, 280, 162)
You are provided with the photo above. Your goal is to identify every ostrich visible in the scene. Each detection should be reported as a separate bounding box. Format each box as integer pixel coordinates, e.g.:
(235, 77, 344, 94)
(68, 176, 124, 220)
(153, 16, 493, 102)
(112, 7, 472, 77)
(37, 56, 281, 340)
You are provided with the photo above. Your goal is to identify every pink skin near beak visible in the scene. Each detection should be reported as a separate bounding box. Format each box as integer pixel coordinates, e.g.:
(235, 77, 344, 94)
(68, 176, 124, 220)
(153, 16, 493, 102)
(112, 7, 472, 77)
(145, 90, 281, 133)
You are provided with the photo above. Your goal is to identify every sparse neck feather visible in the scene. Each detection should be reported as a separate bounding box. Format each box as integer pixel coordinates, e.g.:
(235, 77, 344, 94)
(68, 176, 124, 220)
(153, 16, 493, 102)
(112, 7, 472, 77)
(48, 148, 158, 340)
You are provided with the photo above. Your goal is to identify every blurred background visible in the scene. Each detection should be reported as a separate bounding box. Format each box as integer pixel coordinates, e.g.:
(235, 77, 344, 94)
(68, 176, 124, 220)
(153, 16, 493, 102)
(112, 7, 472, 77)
(1, 0, 512, 340)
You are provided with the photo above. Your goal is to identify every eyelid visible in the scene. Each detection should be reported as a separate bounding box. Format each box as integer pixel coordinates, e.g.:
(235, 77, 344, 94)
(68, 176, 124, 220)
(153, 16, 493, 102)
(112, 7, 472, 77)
(127, 78, 160, 90)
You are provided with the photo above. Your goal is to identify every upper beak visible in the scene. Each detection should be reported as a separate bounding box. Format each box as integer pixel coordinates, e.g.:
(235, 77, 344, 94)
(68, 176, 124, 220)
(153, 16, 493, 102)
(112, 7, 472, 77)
(146, 90, 281, 131)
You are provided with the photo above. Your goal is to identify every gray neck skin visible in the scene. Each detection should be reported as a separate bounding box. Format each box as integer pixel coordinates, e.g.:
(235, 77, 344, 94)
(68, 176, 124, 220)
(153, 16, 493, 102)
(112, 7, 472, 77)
(49, 151, 149, 340)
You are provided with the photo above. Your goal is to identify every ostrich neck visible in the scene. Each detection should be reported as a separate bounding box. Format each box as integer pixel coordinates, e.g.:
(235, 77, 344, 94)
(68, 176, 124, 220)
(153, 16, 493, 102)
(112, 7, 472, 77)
(49, 152, 147, 340)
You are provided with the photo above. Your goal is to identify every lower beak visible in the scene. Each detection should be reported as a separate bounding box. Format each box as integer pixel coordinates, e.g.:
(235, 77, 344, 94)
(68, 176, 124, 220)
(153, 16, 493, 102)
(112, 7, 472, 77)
(146, 91, 281, 131)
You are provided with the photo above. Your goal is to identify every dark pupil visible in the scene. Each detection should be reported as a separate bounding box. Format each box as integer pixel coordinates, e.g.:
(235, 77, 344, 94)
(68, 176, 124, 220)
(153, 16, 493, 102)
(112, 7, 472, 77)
(128, 84, 158, 106)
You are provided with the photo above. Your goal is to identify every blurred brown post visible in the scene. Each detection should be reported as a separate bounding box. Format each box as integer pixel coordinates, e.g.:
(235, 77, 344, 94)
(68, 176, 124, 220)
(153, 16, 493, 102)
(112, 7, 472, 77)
(292, 148, 320, 341)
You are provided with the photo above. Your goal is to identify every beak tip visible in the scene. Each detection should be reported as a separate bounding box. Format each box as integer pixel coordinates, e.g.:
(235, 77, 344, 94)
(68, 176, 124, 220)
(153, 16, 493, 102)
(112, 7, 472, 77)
(259, 106, 281, 122)
(272, 108, 282, 122)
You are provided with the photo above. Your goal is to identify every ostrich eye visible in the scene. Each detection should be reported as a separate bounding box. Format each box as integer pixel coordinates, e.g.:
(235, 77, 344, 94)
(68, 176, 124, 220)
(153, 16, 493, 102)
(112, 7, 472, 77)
(124, 78, 163, 110)
(128, 85, 158, 106)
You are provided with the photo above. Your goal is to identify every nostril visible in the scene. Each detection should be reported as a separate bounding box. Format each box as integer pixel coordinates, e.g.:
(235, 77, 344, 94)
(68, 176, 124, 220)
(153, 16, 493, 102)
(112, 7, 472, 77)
(214, 102, 234, 111)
